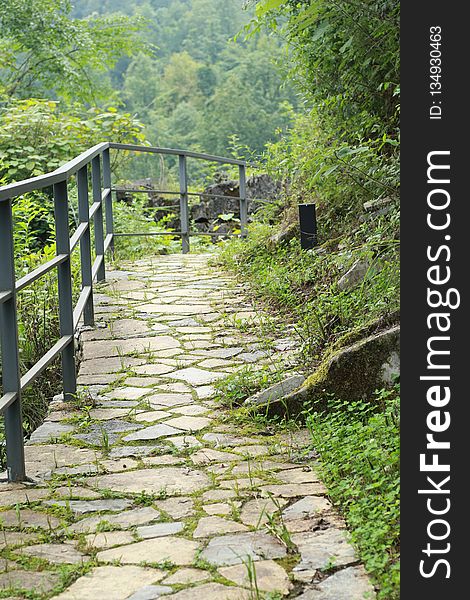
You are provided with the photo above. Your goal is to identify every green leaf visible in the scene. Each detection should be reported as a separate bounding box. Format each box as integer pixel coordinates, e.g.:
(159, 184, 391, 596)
(255, 0, 285, 19)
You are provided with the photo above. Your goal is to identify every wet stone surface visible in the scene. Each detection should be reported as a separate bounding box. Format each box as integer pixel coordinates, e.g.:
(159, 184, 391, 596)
(2, 255, 374, 599)
(74, 420, 143, 446)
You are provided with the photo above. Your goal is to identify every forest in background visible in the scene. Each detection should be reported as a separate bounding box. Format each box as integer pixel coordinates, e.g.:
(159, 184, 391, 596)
(69, 0, 298, 160)
(1, 1, 400, 597)
(2, 0, 297, 166)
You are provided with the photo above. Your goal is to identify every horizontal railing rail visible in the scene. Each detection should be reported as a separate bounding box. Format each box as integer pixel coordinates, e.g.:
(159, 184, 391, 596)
(112, 187, 268, 204)
(0, 143, 251, 202)
(0, 142, 250, 482)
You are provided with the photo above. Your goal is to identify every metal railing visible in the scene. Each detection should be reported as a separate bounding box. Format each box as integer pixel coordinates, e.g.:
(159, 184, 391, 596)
(0, 142, 248, 481)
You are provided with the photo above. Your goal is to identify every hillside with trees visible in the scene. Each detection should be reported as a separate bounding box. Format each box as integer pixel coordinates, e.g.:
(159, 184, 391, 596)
(215, 2, 400, 597)
(70, 0, 298, 158)
(0, 1, 400, 597)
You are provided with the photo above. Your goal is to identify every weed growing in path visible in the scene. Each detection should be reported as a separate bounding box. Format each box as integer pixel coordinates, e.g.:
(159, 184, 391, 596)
(214, 365, 286, 409)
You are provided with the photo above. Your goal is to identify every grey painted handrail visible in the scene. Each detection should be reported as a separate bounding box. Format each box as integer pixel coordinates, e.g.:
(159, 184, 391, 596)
(0, 143, 109, 201)
(0, 142, 248, 201)
(0, 142, 249, 482)
(109, 143, 248, 166)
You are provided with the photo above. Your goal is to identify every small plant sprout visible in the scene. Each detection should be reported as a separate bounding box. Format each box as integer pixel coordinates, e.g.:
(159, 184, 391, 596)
(263, 494, 295, 552)
(100, 428, 110, 455)
(239, 554, 261, 600)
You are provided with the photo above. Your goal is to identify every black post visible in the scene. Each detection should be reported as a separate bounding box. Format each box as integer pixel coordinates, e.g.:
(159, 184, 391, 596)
(298, 203, 317, 249)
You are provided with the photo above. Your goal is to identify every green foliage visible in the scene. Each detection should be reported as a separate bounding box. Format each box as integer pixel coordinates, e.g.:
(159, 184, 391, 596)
(218, 210, 399, 364)
(0, 99, 146, 184)
(197, 40, 294, 157)
(214, 364, 286, 408)
(244, 0, 399, 244)
(248, 0, 399, 142)
(111, 196, 180, 261)
(305, 387, 400, 598)
(263, 109, 399, 239)
(0, 232, 80, 468)
(0, 0, 147, 102)
(0, 96, 148, 264)
(216, 6, 401, 594)
(11, 192, 53, 252)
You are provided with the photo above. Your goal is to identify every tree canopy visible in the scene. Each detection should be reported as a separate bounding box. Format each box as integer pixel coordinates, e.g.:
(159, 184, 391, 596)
(0, 0, 147, 103)
(69, 0, 298, 158)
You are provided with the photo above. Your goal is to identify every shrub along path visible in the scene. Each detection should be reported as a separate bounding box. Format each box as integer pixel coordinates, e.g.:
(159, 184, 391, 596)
(0, 254, 375, 599)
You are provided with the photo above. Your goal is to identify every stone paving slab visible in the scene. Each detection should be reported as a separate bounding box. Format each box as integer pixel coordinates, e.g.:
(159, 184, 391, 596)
(295, 566, 376, 599)
(218, 559, 292, 595)
(84, 530, 135, 550)
(89, 467, 210, 495)
(69, 506, 161, 533)
(200, 531, 287, 566)
(0, 570, 61, 594)
(136, 522, 184, 539)
(53, 566, 165, 600)
(97, 536, 199, 565)
(0, 508, 61, 530)
(2, 255, 375, 600)
(44, 498, 133, 514)
(20, 543, 87, 564)
(162, 568, 210, 585)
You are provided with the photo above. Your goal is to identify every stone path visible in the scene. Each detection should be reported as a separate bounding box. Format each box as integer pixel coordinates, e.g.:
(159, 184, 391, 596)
(0, 254, 375, 599)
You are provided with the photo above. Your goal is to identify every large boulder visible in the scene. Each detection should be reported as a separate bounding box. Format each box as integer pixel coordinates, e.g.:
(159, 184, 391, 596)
(251, 325, 400, 419)
(192, 180, 241, 224)
(190, 174, 281, 233)
(247, 174, 282, 201)
(114, 174, 281, 236)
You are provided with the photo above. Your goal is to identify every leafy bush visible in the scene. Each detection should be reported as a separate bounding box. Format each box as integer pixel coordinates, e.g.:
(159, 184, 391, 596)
(0, 247, 80, 468)
(263, 109, 399, 240)
(111, 196, 180, 261)
(0, 0, 147, 102)
(245, 1, 399, 241)
(249, 0, 399, 143)
(306, 387, 400, 599)
(0, 99, 146, 184)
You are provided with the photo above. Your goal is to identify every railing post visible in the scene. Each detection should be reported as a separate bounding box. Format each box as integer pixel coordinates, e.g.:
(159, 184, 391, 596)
(0, 199, 26, 482)
(179, 154, 190, 254)
(53, 180, 77, 402)
(77, 166, 94, 326)
(239, 163, 248, 238)
(92, 155, 106, 281)
(102, 148, 114, 257)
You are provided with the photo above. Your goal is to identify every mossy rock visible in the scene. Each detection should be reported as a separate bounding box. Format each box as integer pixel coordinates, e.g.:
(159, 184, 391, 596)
(330, 310, 400, 353)
(261, 325, 400, 420)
